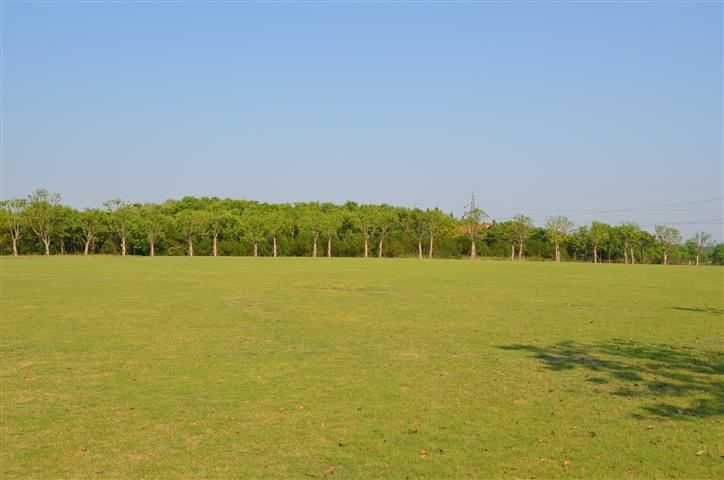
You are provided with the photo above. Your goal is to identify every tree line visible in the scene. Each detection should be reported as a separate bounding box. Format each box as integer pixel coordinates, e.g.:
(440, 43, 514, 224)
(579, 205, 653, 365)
(1, 189, 722, 265)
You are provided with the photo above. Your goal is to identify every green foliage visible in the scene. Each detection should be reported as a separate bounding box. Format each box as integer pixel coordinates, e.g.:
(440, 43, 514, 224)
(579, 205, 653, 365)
(1, 190, 714, 264)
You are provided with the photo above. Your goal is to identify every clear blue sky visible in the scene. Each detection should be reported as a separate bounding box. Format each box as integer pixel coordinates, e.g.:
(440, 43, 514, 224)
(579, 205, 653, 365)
(2, 1, 722, 239)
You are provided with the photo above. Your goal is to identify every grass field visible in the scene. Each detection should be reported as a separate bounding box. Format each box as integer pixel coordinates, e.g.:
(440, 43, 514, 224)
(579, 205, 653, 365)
(1, 257, 722, 478)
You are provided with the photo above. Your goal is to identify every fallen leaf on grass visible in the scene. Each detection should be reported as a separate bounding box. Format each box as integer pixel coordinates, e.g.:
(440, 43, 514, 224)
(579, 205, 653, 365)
(563, 460, 572, 466)
(646, 425, 655, 430)
(696, 450, 706, 456)
(324, 466, 336, 475)
(420, 449, 429, 458)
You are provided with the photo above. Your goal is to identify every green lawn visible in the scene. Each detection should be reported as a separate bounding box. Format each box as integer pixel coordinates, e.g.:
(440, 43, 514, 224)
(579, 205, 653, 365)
(1, 257, 722, 478)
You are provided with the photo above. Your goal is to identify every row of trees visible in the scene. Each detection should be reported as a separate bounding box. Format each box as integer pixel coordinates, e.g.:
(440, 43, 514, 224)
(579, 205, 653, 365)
(2, 189, 722, 265)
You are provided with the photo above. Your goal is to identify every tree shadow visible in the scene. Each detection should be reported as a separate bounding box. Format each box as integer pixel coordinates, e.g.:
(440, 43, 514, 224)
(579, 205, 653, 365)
(500, 339, 723, 420)
(671, 306, 724, 315)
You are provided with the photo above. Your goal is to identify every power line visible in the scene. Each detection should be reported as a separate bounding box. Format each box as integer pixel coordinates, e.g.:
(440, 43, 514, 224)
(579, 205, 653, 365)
(484, 198, 723, 216)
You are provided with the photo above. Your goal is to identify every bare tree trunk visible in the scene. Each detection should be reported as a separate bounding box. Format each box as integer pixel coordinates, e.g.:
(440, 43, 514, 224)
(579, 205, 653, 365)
(630, 248, 635, 265)
(518, 242, 524, 260)
(418, 240, 423, 259)
(312, 236, 318, 257)
(378, 238, 383, 258)
(121, 236, 127, 256)
(696, 254, 700, 266)
(363, 236, 369, 258)
(470, 240, 477, 260)
(555, 243, 560, 262)
(253, 242, 258, 257)
(511, 244, 515, 261)
(12, 237, 19, 256)
(188, 238, 194, 257)
(273, 236, 277, 257)
(213, 234, 218, 257)
(43, 238, 50, 256)
(150, 241, 155, 257)
(327, 235, 332, 257)
(84, 239, 90, 255)
(60, 240, 65, 255)
(623, 245, 629, 264)
(663, 251, 667, 265)
(428, 235, 434, 259)
(593, 245, 597, 263)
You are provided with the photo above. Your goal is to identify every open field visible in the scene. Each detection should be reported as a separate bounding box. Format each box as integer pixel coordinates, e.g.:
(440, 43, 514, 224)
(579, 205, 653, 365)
(1, 257, 722, 478)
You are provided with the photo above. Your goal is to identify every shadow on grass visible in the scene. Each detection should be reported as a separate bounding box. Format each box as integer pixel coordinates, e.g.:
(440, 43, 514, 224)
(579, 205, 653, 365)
(500, 339, 723, 420)
(671, 306, 724, 315)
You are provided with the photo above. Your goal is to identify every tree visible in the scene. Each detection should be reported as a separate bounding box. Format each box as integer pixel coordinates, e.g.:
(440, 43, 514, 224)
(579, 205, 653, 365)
(352, 205, 378, 258)
(140, 204, 170, 257)
(688, 231, 711, 266)
(54, 205, 78, 255)
(460, 194, 487, 260)
(177, 210, 210, 256)
(208, 205, 234, 257)
(425, 208, 455, 259)
(104, 199, 134, 256)
(401, 208, 427, 259)
(241, 206, 266, 257)
(78, 208, 106, 255)
(654, 225, 681, 265)
(618, 222, 640, 264)
(26, 189, 61, 255)
(264, 206, 292, 258)
(589, 221, 609, 264)
(711, 243, 724, 265)
(301, 202, 324, 257)
(545, 216, 574, 262)
(569, 226, 590, 262)
(509, 214, 534, 260)
(372, 205, 396, 258)
(320, 206, 344, 257)
(0, 198, 26, 256)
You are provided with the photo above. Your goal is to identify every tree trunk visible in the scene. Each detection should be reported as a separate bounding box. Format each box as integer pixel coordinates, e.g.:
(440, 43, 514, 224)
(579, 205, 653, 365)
(312, 236, 318, 257)
(84, 239, 90, 255)
(188, 238, 194, 257)
(470, 239, 477, 260)
(273, 236, 277, 257)
(418, 240, 423, 259)
(593, 245, 597, 263)
(213, 234, 218, 257)
(150, 241, 155, 257)
(121, 236, 127, 256)
(630, 248, 635, 265)
(428, 235, 434, 259)
(378, 238, 383, 258)
(623, 245, 629, 264)
(511, 244, 515, 261)
(663, 251, 667, 265)
(518, 242, 524, 260)
(60, 240, 65, 255)
(327, 235, 332, 257)
(555, 243, 560, 262)
(696, 254, 700, 266)
(364, 236, 369, 258)
(253, 242, 258, 257)
(43, 238, 50, 256)
(12, 237, 18, 256)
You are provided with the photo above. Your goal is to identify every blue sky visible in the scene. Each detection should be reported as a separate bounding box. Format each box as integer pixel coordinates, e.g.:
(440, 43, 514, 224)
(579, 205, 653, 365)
(2, 2, 722, 239)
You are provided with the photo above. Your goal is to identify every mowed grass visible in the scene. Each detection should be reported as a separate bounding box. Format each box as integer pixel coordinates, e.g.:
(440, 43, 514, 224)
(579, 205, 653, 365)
(1, 257, 722, 479)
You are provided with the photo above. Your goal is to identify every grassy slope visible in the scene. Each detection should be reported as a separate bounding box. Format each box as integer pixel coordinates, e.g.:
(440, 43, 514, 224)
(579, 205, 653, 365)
(1, 257, 722, 478)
